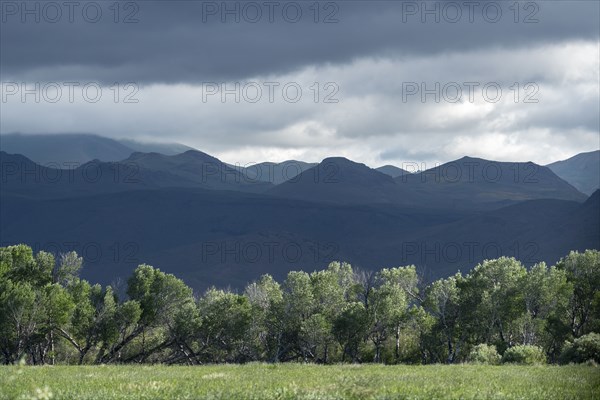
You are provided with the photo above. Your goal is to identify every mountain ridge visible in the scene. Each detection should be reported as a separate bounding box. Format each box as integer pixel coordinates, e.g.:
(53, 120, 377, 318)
(0, 133, 196, 165)
(547, 150, 600, 196)
(1, 149, 597, 290)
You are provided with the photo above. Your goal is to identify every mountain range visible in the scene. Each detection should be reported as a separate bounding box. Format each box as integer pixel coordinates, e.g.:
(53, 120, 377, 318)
(0, 135, 598, 290)
(2, 133, 598, 193)
(267, 156, 586, 210)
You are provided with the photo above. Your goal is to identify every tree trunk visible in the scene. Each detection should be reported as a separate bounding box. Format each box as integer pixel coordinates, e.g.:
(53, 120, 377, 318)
(49, 331, 55, 365)
(373, 337, 382, 363)
(395, 325, 401, 362)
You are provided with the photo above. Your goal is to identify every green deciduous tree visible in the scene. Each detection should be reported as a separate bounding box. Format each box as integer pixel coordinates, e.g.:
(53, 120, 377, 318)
(556, 250, 600, 337)
(333, 301, 369, 362)
(0, 280, 38, 364)
(244, 274, 284, 361)
(1, 244, 598, 365)
(459, 257, 527, 351)
(423, 273, 464, 363)
(518, 262, 572, 360)
(197, 288, 252, 363)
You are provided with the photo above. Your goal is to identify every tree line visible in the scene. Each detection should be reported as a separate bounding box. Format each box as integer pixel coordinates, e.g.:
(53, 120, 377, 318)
(0, 244, 598, 365)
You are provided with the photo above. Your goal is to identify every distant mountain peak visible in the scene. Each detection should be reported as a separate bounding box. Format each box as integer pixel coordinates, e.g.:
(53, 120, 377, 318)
(547, 150, 600, 196)
(318, 157, 394, 179)
(181, 149, 207, 156)
(320, 157, 381, 174)
(321, 156, 357, 164)
(378, 164, 401, 169)
(458, 155, 481, 161)
(267, 156, 403, 205)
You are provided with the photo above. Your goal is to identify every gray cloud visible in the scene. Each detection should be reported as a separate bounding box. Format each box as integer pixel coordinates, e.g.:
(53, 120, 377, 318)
(1, 1, 598, 83)
(0, 1, 598, 167)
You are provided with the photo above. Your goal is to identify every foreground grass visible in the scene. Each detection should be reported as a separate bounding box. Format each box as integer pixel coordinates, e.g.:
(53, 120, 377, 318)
(0, 364, 599, 400)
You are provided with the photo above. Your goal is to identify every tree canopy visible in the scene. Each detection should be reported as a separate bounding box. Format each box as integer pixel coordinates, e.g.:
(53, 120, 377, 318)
(0, 245, 598, 365)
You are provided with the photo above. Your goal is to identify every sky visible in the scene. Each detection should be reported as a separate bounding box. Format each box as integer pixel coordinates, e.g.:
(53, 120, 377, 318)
(1, 0, 599, 168)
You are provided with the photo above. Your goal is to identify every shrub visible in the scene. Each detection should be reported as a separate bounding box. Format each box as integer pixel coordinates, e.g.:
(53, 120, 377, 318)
(467, 344, 501, 365)
(559, 333, 600, 364)
(502, 345, 546, 365)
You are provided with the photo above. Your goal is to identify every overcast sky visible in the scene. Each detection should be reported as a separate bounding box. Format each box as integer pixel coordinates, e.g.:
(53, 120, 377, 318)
(1, 0, 598, 167)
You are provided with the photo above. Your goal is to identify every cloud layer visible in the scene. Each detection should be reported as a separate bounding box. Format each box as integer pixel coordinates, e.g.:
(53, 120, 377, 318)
(1, 1, 598, 166)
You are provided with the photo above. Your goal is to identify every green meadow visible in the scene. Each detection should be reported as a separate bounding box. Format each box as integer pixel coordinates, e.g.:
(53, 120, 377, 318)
(1, 364, 598, 400)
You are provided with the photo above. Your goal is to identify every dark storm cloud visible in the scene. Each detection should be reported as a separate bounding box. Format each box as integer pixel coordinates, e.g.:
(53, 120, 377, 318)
(1, 0, 598, 83)
(1, 1, 598, 167)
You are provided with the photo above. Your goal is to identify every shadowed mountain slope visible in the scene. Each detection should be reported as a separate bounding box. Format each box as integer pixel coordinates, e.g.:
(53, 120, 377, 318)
(376, 165, 409, 178)
(1, 152, 597, 290)
(547, 150, 600, 196)
(0, 150, 271, 199)
(267, 157, 420, 205)
(1, 187, 596, 290)
(241, 161, 318, 184)
(395, 156, 586, 209)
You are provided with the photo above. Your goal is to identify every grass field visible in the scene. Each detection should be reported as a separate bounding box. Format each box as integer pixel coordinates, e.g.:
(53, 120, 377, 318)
(1, 364, 599, 400)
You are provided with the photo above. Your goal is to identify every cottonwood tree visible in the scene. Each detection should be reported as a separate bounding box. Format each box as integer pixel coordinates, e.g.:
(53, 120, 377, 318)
(196, 289, 252, 363)
(557, 250, 600, 337)
(0, 280, 39, 364)
(58, 281, 125, 364)
(518, 263, 571, 360)
(1, 244, 598, 365)
(422, 273, 464, 363)
(375, 266, 419, 362)
(0, 246, 72, 365)
(306, 262, 355, 362)
(281, 271, 315, 361)
(98, 264, 193, 363)
(333, 301, 369, 362)
(37, 283, 74, 364)
(458, 257, 527, 352)
(244, 274, 284, 361)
